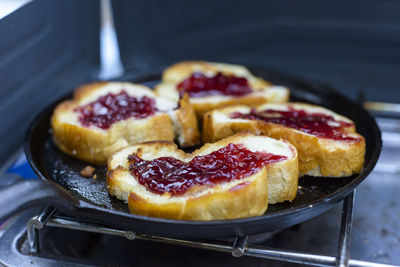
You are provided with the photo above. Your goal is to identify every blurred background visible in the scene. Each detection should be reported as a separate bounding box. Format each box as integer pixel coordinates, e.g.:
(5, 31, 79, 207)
(0, 1, 399, 266)
(0, 0, 30, 19)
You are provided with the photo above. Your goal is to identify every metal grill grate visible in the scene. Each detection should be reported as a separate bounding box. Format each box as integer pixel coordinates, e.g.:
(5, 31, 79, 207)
(25, 192, 398, 267)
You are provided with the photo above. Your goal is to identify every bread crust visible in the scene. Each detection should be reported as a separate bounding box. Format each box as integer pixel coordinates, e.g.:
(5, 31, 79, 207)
(107, 132, 299, 220)
(155, 61, 289, 121)
(191, 93, 287, 122)
(202, 103, 366, 177)
(174, 94, 200, 147)
(128, 169, 268, 220)
(73, 82, 109, 101)
(161, 61, 272, 88)
(51, 82, 199, 164)
(196, 132, 298, 203)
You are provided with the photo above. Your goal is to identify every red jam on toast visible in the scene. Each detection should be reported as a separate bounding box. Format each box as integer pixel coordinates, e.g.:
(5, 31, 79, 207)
(230, 107, 360, 141)
(177, 72, 252, 98)
(74, 90, 156, 129)
(128, 143, 286, 195)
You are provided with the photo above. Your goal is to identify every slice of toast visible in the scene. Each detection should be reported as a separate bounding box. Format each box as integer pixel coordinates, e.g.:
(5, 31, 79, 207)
(203, 103, 366, 177)
(154, 61, 289, 121)
(107, 132, 298, 220)
(51, 82, 200, 164)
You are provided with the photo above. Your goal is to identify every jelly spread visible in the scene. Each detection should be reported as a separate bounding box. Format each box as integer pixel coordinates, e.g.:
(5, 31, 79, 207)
(128, 143, 286, 195)
(177, 72, 252, 98)
(230, 107, 359, 141)
(74, 90, 156, 129)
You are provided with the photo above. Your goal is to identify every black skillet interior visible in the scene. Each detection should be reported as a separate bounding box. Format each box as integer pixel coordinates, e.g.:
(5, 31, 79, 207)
(25, 66, 382, 239)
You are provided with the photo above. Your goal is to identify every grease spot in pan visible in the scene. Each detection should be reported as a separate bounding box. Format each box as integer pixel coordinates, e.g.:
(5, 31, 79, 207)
(43, 138, 128, 212)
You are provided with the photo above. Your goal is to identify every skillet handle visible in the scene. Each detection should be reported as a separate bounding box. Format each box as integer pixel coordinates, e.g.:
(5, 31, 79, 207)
(0, 179, 77, 221)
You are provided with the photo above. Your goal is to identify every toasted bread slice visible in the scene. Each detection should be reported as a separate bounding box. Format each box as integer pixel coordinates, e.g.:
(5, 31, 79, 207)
(51, 82, 200, 164)
(155, 61, 289, 121)
(107, 132, 298, 220)
(203, 103, 365, 177)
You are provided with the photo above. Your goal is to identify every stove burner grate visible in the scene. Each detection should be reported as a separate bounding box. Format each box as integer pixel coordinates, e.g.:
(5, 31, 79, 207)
(22, 192, 397, 267)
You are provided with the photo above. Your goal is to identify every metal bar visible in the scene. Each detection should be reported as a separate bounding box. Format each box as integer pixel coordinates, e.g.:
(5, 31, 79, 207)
(232, 236, 248, 257)
(336, 192, 355, 267)
(244, 246, 398, 267)
(27, 206, 56, 254)
(246, 245, 335, 266)
(364, 102, 400, 114)
(46, 217, 136, 240)
(98, 0, 124, 79)
(40, 214, 399, 267)
(134, 234, 234, 254)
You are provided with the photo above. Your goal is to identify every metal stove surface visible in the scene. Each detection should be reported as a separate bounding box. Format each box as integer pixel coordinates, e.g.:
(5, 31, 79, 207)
(0, 117, 399, 266)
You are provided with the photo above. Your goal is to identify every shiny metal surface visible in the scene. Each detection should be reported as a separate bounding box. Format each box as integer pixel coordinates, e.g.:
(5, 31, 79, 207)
(364, 102, 400, 114)
(47, 217, 136, 241)
(0, 208, 97, 267)
(336, 192, 355, 267)
(21, 192, 398, 267)
(232, 236, 248, 257)
(27, 206, 56, 254)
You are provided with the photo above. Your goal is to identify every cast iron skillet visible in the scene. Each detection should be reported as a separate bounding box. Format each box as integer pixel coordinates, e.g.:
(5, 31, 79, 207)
(0, 66, 381, 239)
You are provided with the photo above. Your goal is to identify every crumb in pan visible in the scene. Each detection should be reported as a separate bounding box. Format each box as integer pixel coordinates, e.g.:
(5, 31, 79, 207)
(80, 165, 95, 177)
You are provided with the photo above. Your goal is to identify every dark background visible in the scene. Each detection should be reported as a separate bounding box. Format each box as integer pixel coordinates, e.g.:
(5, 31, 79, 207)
(113, 0, 400, 102)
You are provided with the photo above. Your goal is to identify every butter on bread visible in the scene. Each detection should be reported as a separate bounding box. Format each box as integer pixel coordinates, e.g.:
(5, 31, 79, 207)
(107, 132, 298, 220)
(155, 61, 289, 121)
(202, 103, 365, 177)
(51, 82, 200, 164)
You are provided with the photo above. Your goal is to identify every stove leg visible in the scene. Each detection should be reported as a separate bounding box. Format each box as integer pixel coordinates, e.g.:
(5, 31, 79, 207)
(232, 236, 248, 257)
(336, 191, 355, 267)
(27, 206, 56, 254)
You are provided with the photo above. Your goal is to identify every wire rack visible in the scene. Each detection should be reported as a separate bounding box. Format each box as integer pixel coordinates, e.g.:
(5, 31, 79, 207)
(26, 192, 399, 267)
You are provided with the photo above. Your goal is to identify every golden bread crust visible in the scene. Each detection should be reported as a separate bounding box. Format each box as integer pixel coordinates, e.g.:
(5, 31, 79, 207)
(162, 61, 271, 88)
(174, 94, 200, 146)
(197, 132, 298, 204)
(51, 82, 199, 164)
(73, 82, 110, 101)
(107, 132, 299, 220)
(202, 103, 366, 177)
(155, 61, 289, 121)
(257, 123, 365, 177)
(52, 104, 174, 164)
(128, 168, 268, 220)
(191, 93, 288, 122)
